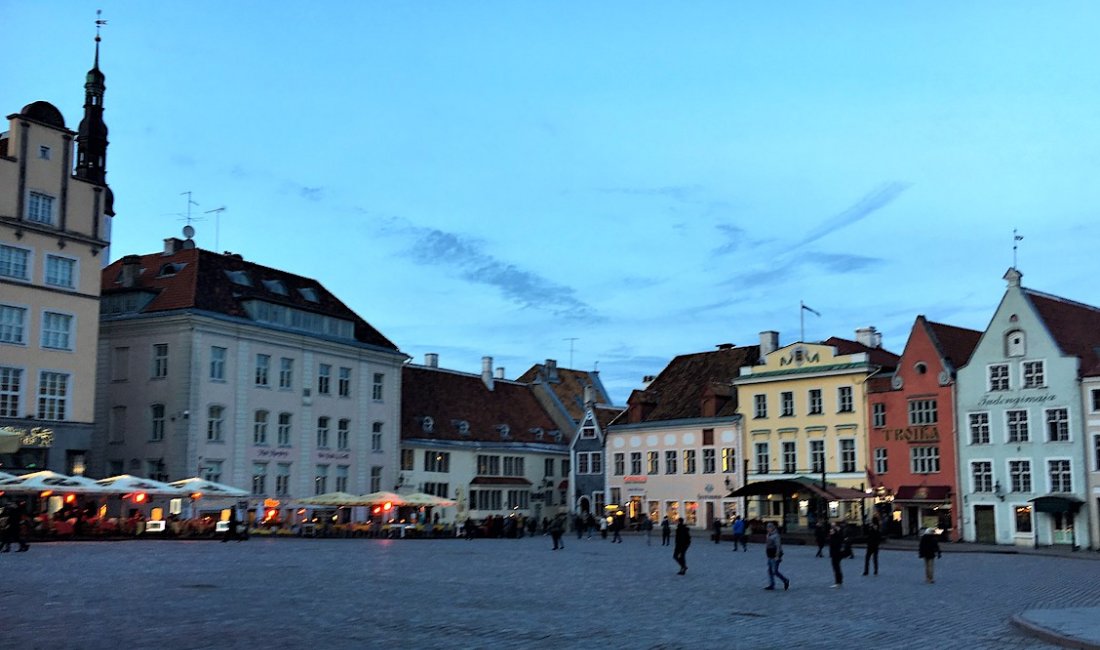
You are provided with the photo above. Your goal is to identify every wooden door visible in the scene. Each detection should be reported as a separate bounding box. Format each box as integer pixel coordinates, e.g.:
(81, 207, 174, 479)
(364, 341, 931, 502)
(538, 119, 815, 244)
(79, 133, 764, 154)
(974, 505, 996, 543)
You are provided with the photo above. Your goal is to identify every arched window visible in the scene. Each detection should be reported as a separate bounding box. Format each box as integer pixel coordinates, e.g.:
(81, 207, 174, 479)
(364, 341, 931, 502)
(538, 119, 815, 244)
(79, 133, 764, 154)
(1005, 329, 1026, 357)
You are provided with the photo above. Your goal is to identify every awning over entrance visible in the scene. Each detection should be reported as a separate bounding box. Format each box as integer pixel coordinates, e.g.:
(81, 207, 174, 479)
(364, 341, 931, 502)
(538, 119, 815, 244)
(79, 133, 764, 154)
(470, 476, 533, 486)
(1029, 494, 1084, 514)
(727, 477, 869, 502)
(894, 485, 951, 502)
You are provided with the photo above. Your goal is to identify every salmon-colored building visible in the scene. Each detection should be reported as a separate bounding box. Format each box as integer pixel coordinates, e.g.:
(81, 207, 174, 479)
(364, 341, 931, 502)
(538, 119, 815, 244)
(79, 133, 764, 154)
(867, 316, 980, 540)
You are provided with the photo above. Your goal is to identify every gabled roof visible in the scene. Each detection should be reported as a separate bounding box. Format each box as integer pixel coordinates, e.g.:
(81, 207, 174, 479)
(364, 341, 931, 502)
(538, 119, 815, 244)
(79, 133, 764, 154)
(614, 345, 761, 424)
(516, 362, 616, 423)
(401, 364, 564, 446)
(924, 318, 982, 372)
(100, 244, 399, 351)
(1024, 289, 1100, 376)
(822, 336, 900, 371)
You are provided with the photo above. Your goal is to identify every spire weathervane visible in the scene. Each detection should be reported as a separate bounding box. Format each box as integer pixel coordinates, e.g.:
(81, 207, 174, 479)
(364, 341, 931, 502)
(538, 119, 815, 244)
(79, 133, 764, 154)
(1013, 229, 1023, 268)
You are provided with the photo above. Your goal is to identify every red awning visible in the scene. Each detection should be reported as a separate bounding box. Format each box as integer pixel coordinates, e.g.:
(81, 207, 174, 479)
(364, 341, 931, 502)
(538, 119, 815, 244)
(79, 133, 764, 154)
(557, 479, 568, 490)
(894, 485, 951, 502)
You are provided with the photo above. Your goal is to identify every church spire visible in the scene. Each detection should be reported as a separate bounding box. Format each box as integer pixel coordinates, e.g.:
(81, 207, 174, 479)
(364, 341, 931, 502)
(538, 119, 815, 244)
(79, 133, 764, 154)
(76, 10, 109, 187)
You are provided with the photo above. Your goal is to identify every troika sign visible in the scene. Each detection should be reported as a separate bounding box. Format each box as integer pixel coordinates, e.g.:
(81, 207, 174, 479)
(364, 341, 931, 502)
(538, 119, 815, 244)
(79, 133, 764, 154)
(881, 426, 939, 443)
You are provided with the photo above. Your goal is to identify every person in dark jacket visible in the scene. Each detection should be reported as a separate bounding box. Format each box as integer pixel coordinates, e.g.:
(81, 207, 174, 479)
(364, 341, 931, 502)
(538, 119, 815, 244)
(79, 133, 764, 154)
(828, 522, 847, 588)
(673, 518, 691, 575)
(549, 513, 566, 550)
(863, 516, 882, 576)
(661, 516, 671, 546)
(918, 528, 943, 583)
(712, 518, 722, 544)
(814, 521, 828, 557)
(764, 522, 790, 591)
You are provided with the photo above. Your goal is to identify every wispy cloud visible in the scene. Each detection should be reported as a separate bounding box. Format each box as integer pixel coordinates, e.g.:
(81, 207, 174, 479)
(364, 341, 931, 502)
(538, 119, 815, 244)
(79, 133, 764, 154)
(711, 223, 748, 256)
(380, 218, 601, 321)
(299, 187, 324, 202)
(792, 182, 911, 249)
(595, 185, 704, 201)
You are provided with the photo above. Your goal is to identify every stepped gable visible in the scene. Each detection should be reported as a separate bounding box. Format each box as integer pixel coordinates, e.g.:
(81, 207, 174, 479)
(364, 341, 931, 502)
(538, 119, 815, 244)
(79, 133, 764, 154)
(402, 365, 561, 444)
(1024, 289, 1100, 376)
(100, 246, 398, 351)
(925, 319, 982, 370)
(621, 345, 761, 423)
(823, 336, 900, 371)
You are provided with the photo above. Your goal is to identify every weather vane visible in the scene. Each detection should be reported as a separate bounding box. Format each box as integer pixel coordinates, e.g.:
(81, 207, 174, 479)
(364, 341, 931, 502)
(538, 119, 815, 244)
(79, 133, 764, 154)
(95, 9, 107, 39)
(1013, 229, 1023, 268)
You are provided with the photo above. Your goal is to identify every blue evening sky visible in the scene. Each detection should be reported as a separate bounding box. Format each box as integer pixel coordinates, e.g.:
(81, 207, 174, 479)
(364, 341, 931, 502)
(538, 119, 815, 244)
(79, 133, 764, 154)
(5, 2, 1100, 404)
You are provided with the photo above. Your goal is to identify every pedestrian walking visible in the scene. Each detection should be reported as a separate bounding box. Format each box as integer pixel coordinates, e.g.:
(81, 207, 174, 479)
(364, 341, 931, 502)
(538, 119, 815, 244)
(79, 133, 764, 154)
(1, 500, 30, 552)
(599, 515, 608, 539)
(574, 514, 584, 540)
(731, 516, 747, 552)
(828, 522, 847, 588)
(672, 518, 691, 575)
(661, 516, 671, 546)
(712, 518, 722, 544)
(586, 513, 596, 539)
(863, 516, 882, 576)
(763, 522, 790, 591)
(918, 527, 942, 584)
(549, 513, 566, 550)
(814, 521, 828, 557)
(642, 517, 654, 545)
(610, 517, 623, 543)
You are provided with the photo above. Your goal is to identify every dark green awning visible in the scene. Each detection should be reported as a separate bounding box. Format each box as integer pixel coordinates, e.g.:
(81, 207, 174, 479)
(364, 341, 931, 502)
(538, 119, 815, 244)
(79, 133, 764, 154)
(1029, 495, 1084, 514)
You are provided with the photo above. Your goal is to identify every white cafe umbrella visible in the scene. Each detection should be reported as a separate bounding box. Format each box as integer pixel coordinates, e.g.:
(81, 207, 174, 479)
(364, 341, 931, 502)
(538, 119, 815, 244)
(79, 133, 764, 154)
(0, 470, 115, 495)
(168, 477, 249, 498)
(401, 491, 457, 507)
(95, 474, 187, 496)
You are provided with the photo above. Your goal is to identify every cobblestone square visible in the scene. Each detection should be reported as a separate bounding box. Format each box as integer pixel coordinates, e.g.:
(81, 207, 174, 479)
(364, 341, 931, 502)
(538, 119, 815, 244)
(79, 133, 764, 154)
(2, 535, 1097, 649)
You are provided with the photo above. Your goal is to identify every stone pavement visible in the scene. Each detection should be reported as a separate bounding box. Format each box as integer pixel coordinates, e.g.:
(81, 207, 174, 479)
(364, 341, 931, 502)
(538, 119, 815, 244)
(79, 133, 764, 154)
(2, 533, 1100, 649)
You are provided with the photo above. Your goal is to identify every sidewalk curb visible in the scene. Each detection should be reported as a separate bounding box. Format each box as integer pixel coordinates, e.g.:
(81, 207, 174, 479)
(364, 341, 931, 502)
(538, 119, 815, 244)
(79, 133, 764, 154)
(1011, 611, 1100, 650)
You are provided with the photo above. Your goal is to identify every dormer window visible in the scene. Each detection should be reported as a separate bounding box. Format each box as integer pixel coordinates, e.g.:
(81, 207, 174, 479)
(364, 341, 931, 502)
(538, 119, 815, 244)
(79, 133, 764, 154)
(530, 427, 545, 440)
(452, 420, 470, 435)
(552, 430, 563, 443)
(1006, 329, 1026, 357)
(421, 416, 434, 433)
(224, 270, 252, 287)
(298, 287, 319, 302)
(496, 424, 511, 439)
(914, 362, 927, 375)
(157, 262, 186, 278)
(262, 279, 288, 296)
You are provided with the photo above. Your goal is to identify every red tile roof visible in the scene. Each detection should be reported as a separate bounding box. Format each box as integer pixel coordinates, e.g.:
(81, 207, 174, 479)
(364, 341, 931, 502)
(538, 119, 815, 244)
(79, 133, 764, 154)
(924, 318, 982, 371)
(401, 365, 565, 446)
(823, 337, 900, 371)
(100, 243, 399, 351)
(615, 345, 761, 424)
(516, 363, 615, 422)
(1024, 289, 1100, 376)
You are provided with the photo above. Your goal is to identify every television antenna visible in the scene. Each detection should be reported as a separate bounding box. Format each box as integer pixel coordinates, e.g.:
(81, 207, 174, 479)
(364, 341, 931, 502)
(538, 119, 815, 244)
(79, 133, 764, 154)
(564, 338, 579, 368)
(205, 206, 227, 252)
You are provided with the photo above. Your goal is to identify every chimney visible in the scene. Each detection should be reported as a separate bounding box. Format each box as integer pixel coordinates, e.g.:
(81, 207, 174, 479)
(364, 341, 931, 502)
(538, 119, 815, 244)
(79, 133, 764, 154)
(119, 255, 142, 288)
(856, 326, 882, 349)
(759, 331, 779, 360)
(495, 366, 505, 379)
(716, 343, 734, 350)
(163, 237, 185, 255)
(583, 385, 595, 406)
(545, 359, 559, 382)
(481, 356, 494, 390)
(642, 375, 656, 390)
(424, 353, 438, 368)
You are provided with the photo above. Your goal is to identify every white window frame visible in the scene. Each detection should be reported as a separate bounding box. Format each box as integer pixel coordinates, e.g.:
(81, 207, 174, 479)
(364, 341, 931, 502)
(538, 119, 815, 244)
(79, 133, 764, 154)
(255, 354, 271, 387)
(207, 405, 225, 442)
(755, 442, 769, 474)
(782, 440, 797, 473)
(909, 446, 941, 474)
(810, 440, 825, 473)
(839, 438, 857, 473)
(1022, 360, 1045, 389)
(37, 370, 69, 420)
(753, 394, 767, 419)
(1008, 458, 1032, 493)
(0, 244, 32, 281)
(837, 386, 854, 413)
(253, 410, 269, 445)
(701, 448, 715, 474)
(872, 403, 886, 428)
(316, 416, 330, 448)
(969, 412, 990, 445)
(780, 391, 794, 417)
(338, 367, 352, 397)
(372, 373, 385, 401)
(44, 254, 77, 289)
(908, 399, 938, 425)
(873, 447, 888, 475)
(1048, 458, 1072, 493)
(40, 310, 74, 350)
(150, 403, 166, 442)
(26, 190, 56, 225)
(0, 366, 23, 418)
(630, 451, 643, 475)
(0, 304, 28, 345)
(989, 363, 1010, 391)
(279, 357, 294, 389)
(1046, 408, 1070, 442)
(1006, 409, 1030, 443)
(152, 343, 169, 379)
(210, 346, 227, 381)
(808, 389, 823, 415)
(317, 363, 331, 395)
(664, 450, 677, 474)
(277, 412, 292, 446)
(683, 449, 696, 474)
(971, 460, 993, 493)
(614, 452, 625, 476)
